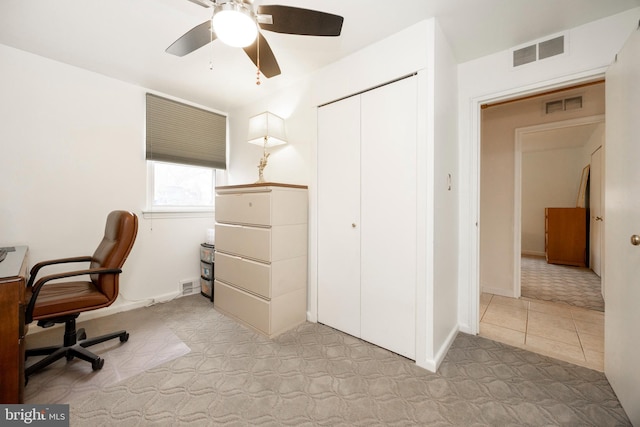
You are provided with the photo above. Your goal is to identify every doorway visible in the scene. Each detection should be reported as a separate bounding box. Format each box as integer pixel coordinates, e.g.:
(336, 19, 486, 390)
(478, 81, 606, 370)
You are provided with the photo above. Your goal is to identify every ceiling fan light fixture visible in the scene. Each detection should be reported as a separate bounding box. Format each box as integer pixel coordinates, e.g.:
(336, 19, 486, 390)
(212, 2, 258, 48)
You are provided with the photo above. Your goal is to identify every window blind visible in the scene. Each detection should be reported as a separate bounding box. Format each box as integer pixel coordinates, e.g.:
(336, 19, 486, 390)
(146, 93, 227, 169)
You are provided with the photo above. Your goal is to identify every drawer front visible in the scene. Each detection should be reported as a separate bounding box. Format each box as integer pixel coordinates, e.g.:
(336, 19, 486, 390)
(214, 280, 270, 334)
(200, 244, 215, 263)
(200, 261, 213, 280)
(200, 277, 213, 298)
(215, 252, 271, 299)
(216, 192, 271, 226)
(215, 224, 271, 262)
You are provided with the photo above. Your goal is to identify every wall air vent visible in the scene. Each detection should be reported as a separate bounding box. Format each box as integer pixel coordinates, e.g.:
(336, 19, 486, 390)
(539, 36, 565, 59)
(513, 44, 537, 67)
(544, 96, 583, 114)
(512, 35, 565, 68)
(180, 278, 201, 296)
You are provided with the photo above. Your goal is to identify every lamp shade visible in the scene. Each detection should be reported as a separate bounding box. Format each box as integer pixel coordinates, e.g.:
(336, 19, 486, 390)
(247, 112, 287, 147)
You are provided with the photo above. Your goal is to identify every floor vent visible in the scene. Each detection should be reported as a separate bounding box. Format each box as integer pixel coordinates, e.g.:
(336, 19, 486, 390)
(180, 278, 201, 296)
(513, 35, 565, 68)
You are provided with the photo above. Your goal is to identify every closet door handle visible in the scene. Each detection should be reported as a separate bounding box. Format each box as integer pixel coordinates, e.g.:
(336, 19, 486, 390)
(352, 223, 357, 228)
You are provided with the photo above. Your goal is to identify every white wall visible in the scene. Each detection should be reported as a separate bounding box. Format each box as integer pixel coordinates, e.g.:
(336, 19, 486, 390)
(0, 44, 216, 313)
(457, 8, 640, 333)
(227, 76, 314, 186)
(431, 20, 460, 364)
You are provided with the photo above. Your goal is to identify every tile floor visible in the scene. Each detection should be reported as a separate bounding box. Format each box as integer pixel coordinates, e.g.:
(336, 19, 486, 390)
(479, 293, 604, 371)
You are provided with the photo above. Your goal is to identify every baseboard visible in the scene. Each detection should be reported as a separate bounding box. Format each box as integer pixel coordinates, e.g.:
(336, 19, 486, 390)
(481, 285, 517, 298)
(26, 297, 153, 336)
(416, 325, 459, 373)
(434, 326, 459, 370)
(306, 310, 317, 323)
(25, 291, 190, 336)
(154, 291, 182, 303)
(522, 250, 545, 257)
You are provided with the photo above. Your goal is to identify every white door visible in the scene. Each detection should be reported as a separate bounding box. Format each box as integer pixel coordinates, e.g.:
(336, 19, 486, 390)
(589, 146, 603, 278)
(317, 95, 361, 338)
(360, 76, 417, 359)
(317, 76, 417, 359)
(604, 28, 640, 425)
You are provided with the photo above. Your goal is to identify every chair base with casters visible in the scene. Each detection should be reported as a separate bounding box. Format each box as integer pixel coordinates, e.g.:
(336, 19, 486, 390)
(25, 314, 129, 379)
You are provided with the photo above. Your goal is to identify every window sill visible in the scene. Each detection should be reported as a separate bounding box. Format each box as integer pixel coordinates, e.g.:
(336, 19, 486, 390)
(142, 209, 214, 220)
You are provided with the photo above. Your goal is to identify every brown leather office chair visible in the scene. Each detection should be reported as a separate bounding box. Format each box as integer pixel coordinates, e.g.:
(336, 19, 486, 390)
(24, 210, 138, 378)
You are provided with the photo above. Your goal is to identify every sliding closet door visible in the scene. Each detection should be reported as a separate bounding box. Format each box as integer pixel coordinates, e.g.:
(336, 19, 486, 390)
(317, 95, 361, 337)
(360, 76, 417, 359)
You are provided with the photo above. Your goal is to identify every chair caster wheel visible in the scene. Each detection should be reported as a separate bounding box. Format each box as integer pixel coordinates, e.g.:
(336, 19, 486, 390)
(66, 353, 75, 361)
(92, 358, 104, 371)
(120, 333, 129, 343)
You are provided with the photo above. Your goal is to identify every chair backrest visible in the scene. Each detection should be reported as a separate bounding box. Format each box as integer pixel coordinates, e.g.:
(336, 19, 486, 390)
(90, 210, 138, 300)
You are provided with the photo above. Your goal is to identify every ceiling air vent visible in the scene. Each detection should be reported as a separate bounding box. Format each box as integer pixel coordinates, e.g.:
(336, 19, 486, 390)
(513, 35, 565, 68)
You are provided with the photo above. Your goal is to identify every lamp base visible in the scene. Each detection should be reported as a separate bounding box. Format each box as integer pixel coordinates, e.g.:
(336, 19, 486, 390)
(255, 152, 270, 184)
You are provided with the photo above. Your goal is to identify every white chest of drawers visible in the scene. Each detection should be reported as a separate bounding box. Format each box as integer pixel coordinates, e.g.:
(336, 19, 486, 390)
(214, 183, 308, 337)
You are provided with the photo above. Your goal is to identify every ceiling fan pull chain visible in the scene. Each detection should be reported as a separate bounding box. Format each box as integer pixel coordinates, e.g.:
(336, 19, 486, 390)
(256, 33, 261, 86)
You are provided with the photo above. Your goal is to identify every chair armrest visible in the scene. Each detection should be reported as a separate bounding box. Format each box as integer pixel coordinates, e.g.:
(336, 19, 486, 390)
(25, 267, 122, 324)
(28, 256, 93, 288)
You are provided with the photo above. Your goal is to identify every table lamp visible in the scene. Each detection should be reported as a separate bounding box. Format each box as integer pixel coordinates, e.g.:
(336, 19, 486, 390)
(247, 112, 287, 183)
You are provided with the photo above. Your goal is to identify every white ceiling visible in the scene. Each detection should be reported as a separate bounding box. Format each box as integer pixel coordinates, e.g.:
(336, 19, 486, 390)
(1, 0, 638, 111)
(522, 122, 603, 152)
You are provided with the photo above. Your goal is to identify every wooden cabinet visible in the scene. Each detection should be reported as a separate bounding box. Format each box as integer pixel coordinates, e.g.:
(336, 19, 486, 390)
(545, 207, 587, 267)
(0, 246, 28, 404)
(213, 183, 307, 337)
(317, 75, 417, 360)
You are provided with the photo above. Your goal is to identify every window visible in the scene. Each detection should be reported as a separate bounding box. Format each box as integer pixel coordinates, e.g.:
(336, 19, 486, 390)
(150, 161, 215, 208)
(144, 93, 226, 218)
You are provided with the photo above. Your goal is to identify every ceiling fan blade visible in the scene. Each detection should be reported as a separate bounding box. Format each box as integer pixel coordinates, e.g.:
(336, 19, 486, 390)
(166, 20, 216, 57)
(243, 32, 281, 78)
(257, 5, 343, 36)
(185, 0, 211, 7)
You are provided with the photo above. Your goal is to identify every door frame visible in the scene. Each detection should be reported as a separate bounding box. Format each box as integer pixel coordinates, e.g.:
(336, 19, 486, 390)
(465, 69, 607, 334)
(513, 114, 605, 298)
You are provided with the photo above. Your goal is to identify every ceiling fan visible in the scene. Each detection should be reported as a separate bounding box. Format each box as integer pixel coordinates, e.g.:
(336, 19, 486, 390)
(166, 0, 344, 80)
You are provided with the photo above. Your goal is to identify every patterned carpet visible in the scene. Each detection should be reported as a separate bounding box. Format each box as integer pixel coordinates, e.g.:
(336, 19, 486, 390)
(23, 294, 630, 425)
(521, 255, 604, 312)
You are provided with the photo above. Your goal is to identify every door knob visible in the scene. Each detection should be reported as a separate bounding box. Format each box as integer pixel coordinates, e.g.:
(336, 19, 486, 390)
(352, 223, 357, 228)
(631, 235, 640, 246)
